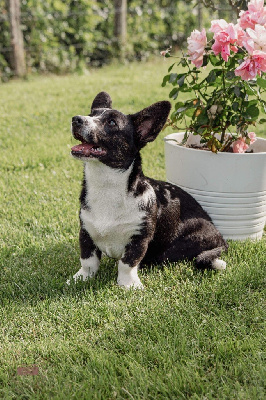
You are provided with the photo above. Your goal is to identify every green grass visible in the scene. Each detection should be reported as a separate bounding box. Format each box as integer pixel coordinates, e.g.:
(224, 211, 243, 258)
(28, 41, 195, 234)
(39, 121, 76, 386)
(0, 60, 265, 399)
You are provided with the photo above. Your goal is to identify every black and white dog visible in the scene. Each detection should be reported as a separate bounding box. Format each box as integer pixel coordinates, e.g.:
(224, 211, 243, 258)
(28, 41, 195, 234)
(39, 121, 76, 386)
(68, 92, 228, 289)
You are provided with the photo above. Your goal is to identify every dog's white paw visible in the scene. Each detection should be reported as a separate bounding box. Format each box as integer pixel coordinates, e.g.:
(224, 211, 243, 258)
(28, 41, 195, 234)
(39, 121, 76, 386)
(117, 262, 144, 290)
(66, 270, 90, 285)
(67, 256, 100, 285)
(212, 258, 227, 270)
(117, 277, 144, 290)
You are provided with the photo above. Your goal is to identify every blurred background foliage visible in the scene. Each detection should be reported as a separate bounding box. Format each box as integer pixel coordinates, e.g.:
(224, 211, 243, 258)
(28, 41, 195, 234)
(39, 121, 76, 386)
(0, 0, 245, 81)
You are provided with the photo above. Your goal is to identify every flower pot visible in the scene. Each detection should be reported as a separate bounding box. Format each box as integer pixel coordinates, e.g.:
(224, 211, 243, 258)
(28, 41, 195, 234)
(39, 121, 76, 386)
(164, 132, 266, 240)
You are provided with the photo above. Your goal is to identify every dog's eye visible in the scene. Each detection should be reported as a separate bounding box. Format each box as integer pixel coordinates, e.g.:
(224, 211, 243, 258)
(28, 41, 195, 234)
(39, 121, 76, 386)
(108, 119, 117, 127)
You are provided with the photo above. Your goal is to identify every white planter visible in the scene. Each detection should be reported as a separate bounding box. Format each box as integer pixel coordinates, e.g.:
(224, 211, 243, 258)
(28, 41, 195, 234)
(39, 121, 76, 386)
(164, 132, 266, 240)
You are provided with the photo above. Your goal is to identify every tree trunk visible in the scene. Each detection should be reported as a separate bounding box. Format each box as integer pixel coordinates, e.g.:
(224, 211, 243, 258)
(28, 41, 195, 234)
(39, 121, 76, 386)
(114, 0, 127, 59)
(197, 2, 202, 31)
(8, 0, 26, 77)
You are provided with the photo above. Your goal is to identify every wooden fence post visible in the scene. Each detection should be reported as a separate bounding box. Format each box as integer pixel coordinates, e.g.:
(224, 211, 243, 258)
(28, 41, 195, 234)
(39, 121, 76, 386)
(114, 0, 127, 59)
(8, 0, 26, 77)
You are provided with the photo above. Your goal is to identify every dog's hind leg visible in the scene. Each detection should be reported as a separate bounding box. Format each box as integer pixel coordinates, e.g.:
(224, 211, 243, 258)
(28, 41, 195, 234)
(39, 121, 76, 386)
(195, 247, 227, 270)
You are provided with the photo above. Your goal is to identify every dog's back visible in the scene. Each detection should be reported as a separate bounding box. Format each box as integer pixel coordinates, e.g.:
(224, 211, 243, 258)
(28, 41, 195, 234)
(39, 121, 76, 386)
(143, 177, 228, 268)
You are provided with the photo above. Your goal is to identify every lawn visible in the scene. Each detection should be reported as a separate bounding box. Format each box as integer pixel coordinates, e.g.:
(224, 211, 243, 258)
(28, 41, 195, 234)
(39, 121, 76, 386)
(0, 60, 265, 399)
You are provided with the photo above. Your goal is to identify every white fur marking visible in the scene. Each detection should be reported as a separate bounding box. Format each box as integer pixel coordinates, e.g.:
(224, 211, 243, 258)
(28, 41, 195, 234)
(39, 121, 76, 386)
(84, 116, 98, 129)
(212, 258, 227, 270)
(67, 252, 100, 284)
(138, 184, 156, 209)
(117, 261, 143, 289)
(80, 161, 146, 259)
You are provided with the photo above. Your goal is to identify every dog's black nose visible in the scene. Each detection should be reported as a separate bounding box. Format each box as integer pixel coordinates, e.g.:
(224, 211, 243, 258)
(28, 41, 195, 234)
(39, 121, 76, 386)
(72, 116, 84, 125)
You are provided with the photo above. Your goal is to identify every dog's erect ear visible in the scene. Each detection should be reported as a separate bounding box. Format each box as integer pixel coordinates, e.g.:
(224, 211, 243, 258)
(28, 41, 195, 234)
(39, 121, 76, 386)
(91, 92, 112, 112)
(130, 101, 171, 148)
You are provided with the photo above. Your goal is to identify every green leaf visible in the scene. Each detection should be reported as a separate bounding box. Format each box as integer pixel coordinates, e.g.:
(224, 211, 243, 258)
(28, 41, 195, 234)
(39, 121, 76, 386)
(169, 73, 177, 84)
(168, 63, 175, 73)
(197, 126, 208, 134)
(225, 56, 237, 69)
(206, 70, 217, 83)
(174, 101, 184, 110)
(245, 105, 259, 119)
(245, 87, 255, 95)
(185, 108, 195, 117)
(209, 54, 224, 66)
(172, 112, 183, 121)
(260, 100, 266, 113)
(176, 106, 187, 113)
(225, 70, 235, 80)
(234, 86, 241, 97)
(202, 54, 209, 67)
(196, 112, 209, 125)
(169, 87, 179, 100)
(243, 81, 257, 95)
(257, 77, 266, 88)
(232, 102, 239, 112)
(177, 75, 186, 87)
(231, 115, 240, 125)
(176, 83, 189, 92)
(170, 111, 179, 121)
(162, 74, 170, 87)
(246, 99, 258, 106)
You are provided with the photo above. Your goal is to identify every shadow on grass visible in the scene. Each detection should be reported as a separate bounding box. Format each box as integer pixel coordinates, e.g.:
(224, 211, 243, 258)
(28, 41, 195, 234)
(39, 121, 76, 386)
(0, 241, 118, 306)
(0, 238, 220, 306)
(3, 236, 263, 306)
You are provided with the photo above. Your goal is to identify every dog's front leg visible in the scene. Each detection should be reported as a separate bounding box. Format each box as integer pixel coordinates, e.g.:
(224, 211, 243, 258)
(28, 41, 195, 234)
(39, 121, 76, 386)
(67, 228, 101, 284)
(117, 234, 150, 289)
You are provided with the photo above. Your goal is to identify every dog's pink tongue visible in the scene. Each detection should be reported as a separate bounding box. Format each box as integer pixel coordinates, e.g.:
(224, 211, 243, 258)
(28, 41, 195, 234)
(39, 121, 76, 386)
(71, 143, 94, 156)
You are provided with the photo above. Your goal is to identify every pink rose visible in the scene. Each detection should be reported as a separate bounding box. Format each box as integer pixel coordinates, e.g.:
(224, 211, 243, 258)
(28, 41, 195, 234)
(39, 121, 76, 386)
(242, 25, 266, 54)
(248, 132, 257, 144)
(238, 0, 266, 30)
(232, 138, 249, 153)
(211, 23, 240, 62)
(232, 133, 257, 153)
(210, 19, 229, 34)
(241, 32, 255, 54)
(235, 24, 247, 47)
(187, 28, 207, 68)
(248, 0, 264, 13)
(212, 36, 231, 62)
(235, 50, 266, 80)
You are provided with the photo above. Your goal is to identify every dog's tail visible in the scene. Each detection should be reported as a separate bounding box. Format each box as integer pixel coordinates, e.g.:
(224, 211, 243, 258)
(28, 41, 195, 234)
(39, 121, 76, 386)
(195, 245, 228, 270)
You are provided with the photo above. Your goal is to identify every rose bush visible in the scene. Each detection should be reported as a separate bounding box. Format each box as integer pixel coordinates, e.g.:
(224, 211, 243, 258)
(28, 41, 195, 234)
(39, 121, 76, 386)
(161, 0, 266, 153)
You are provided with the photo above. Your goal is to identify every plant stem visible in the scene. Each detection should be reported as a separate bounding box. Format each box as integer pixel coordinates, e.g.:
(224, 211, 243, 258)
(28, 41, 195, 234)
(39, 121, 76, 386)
(220, 67, 227, 143)
(182, 56, 208, 103)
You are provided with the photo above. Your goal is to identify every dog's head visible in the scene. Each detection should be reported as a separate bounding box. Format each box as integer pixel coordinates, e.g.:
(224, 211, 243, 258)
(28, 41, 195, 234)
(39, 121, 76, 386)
(71, 92, 171, 169)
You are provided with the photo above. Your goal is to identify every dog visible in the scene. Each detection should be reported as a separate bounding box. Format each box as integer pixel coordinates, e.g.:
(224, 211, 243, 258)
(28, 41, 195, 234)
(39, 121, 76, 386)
(68, 92, 228, 289)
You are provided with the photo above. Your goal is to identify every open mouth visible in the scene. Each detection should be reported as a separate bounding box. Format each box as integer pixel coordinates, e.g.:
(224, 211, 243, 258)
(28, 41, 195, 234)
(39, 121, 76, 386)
(71, 142, 107, 158)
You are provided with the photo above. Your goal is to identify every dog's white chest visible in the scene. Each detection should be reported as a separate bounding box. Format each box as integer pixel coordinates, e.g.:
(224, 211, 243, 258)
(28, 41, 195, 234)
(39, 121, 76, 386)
(80, 162, 145, 259)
